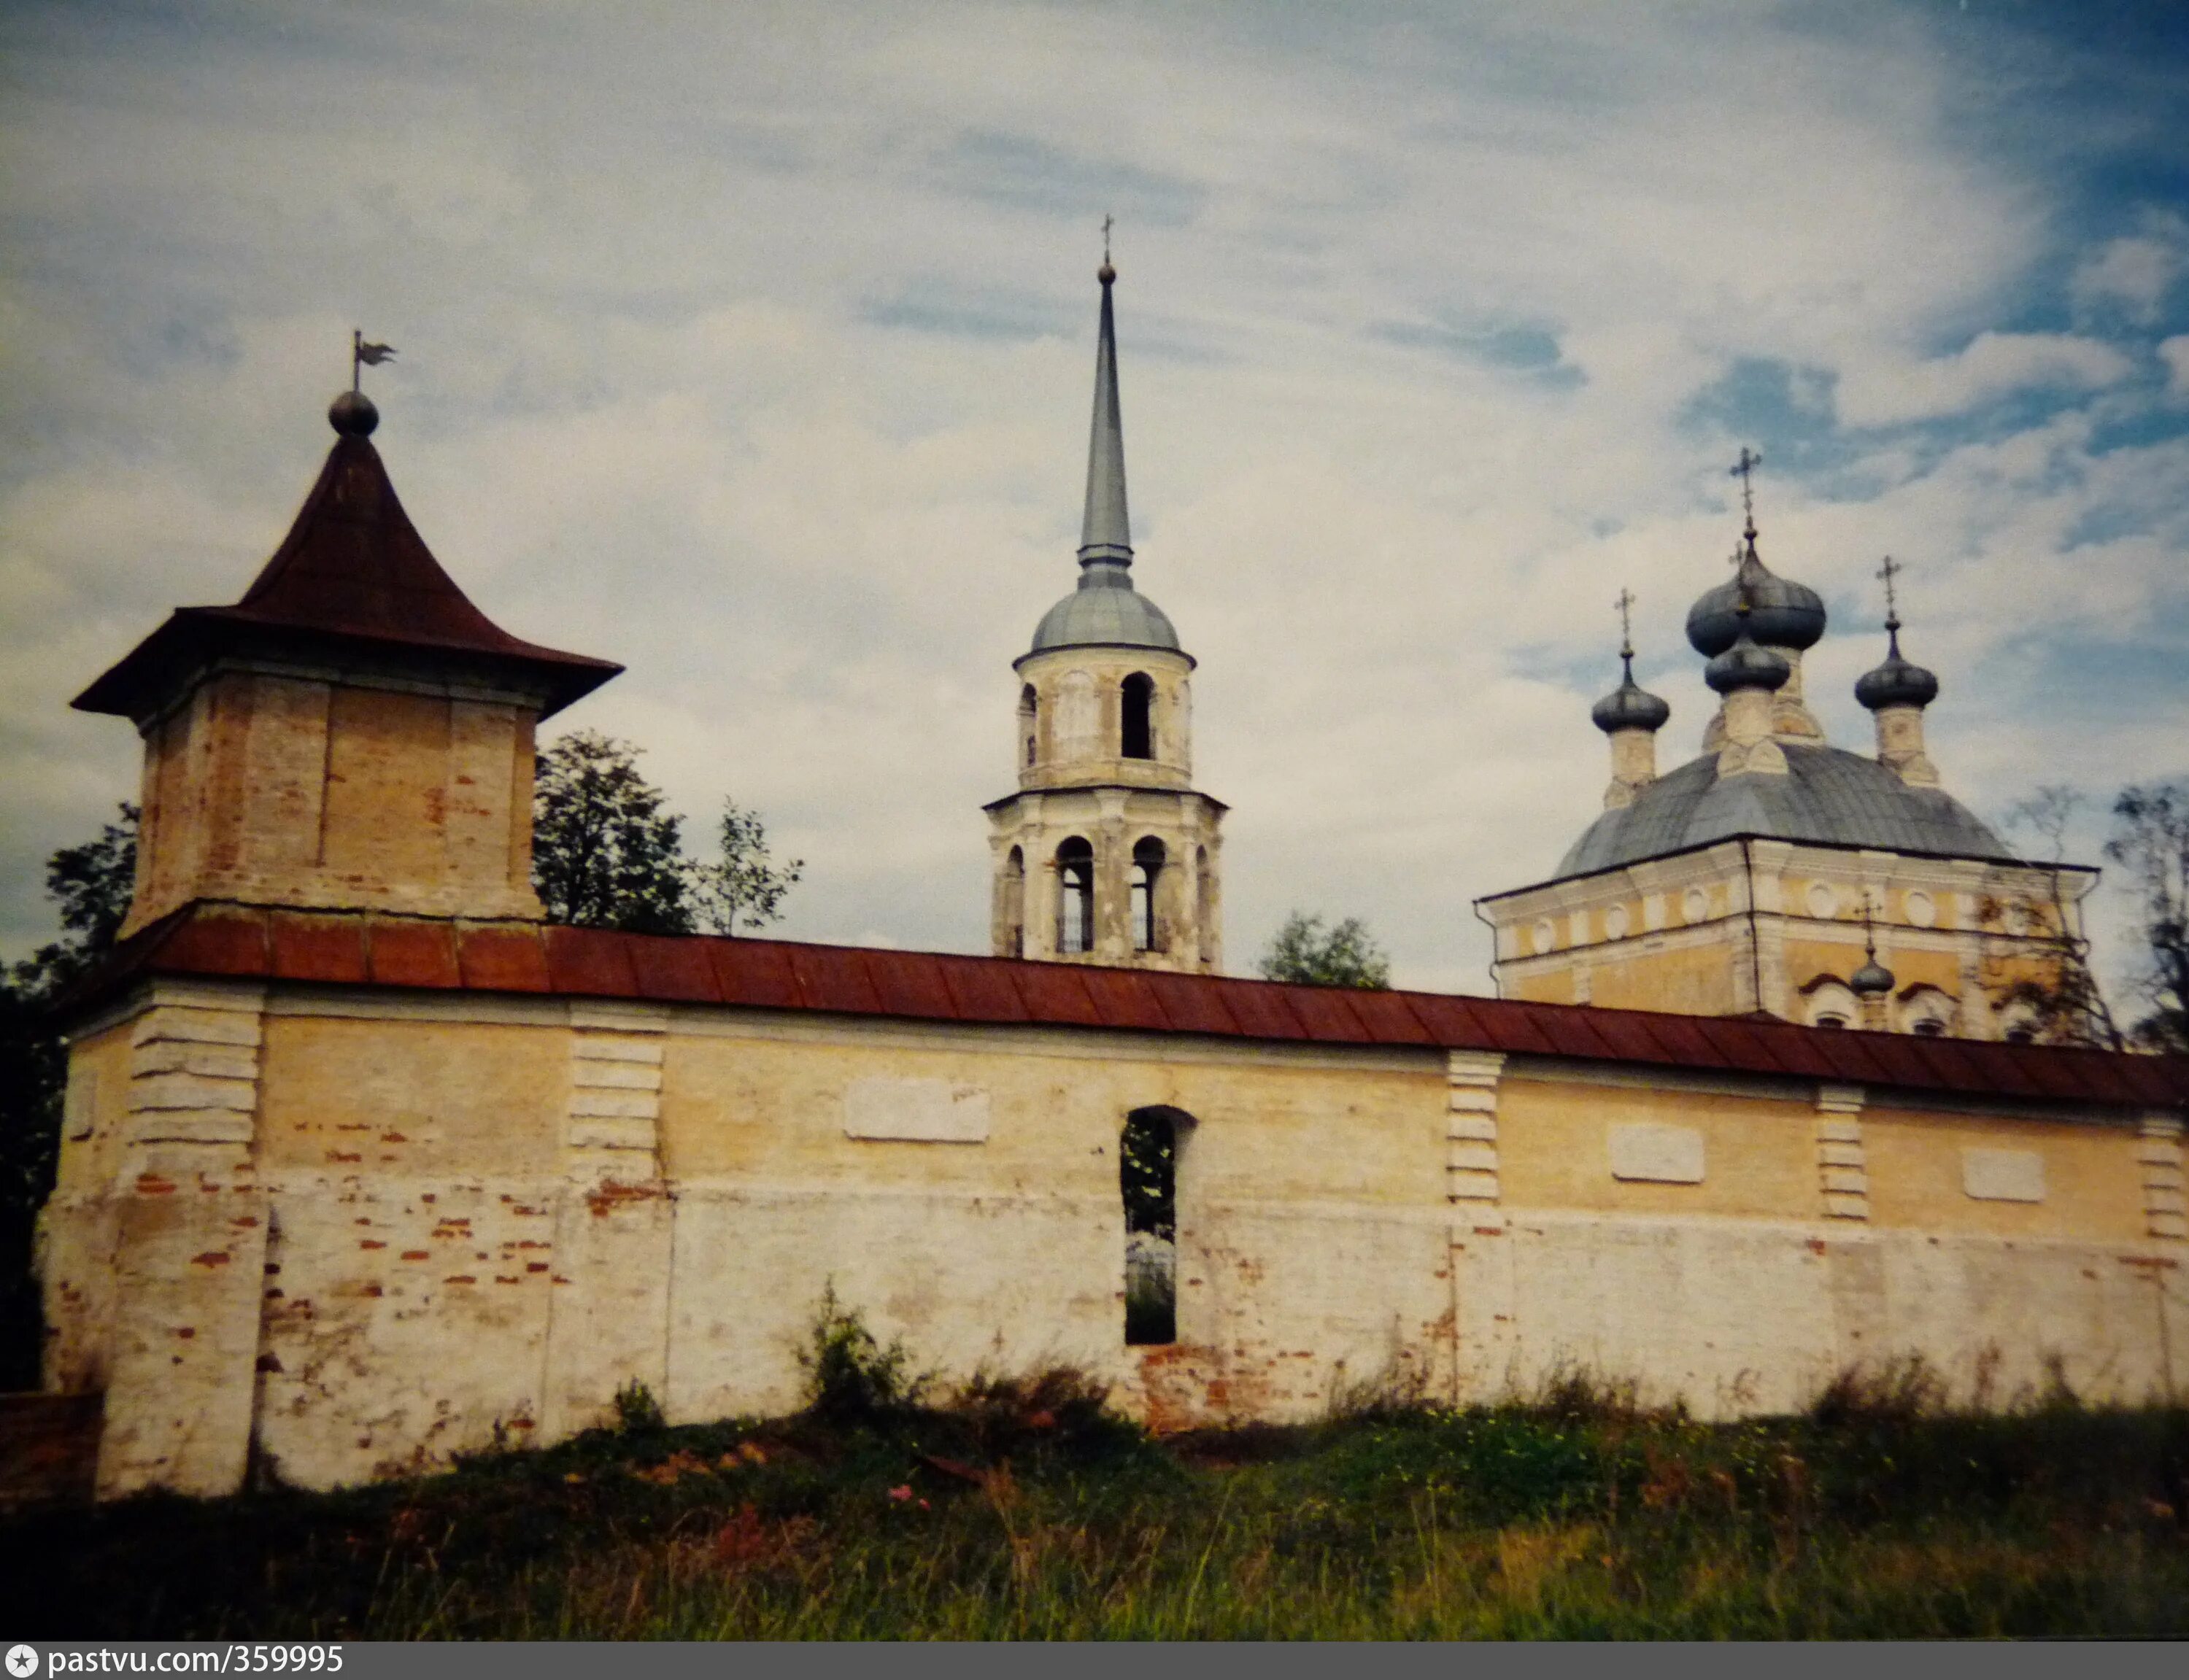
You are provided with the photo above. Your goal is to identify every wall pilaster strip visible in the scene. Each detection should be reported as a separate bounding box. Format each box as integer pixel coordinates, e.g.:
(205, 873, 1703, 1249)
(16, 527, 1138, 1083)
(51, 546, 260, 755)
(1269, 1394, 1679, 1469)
(1814, 1082, 1869, 1221)
(1446, 1050, 1506, 1228)
(565, 1002, 668, 1181)
(2139, 1112, 2186, 1242)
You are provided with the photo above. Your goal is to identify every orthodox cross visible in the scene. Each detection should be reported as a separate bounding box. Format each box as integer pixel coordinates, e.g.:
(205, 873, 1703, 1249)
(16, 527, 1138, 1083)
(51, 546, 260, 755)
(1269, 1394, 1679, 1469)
(1615, 588, 1637, 660)
(1729, 446, 1762, 533)
(351, 330, 396, 392)
(1102, 212, 1113, 265)
(1876, 554, 1903, 630)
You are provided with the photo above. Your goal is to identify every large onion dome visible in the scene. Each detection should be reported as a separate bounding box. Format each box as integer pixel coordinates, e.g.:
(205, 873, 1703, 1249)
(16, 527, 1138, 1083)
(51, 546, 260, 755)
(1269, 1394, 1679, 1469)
(1687, 543, 1826, 656)
(1704, 602, 1791, 694)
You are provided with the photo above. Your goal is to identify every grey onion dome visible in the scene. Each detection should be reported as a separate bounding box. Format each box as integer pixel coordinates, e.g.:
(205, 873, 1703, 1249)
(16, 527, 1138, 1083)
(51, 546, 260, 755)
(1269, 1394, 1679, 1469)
(1687, 544, 1826, 655)
(1591, 656, 1671, 733)
(1854, 628, 1939, 711)
(1850, 953, 1896, 996)
(1704, 621, 1791, 694)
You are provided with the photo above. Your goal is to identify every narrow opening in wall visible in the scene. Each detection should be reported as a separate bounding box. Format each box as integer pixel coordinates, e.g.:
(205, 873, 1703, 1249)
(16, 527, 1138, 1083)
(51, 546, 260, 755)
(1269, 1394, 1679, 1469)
(1131, 836, 1165, 953)
(1057, 837, 1094, 954)
(1122, 1105, 1183, 1345)
(1019, 684, 1038, 768)
(1121, 673, 1154, 759)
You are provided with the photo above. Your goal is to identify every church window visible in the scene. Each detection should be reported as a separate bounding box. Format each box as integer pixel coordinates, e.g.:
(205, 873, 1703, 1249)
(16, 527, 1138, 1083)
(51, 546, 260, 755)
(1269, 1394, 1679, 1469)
(1002, 846, 1024, 959)
(1815, 1015, 1848, 1030)
(1910, 1018, 1945, 1038)
(1057, 838, 1094, 954)
(1020, 685, 1038, 768)
(1121, 1106, 1186, 1345)
(1131, 837, 1166, 952)
(1121, 673, 1154, 759)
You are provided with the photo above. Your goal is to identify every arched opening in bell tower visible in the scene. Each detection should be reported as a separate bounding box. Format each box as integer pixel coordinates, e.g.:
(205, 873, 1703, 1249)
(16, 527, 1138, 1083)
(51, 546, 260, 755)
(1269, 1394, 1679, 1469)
(1130, 836, 1165, 952)
(1056, 837, 1095, 954)
(1121, 672, 1154, 759)
(1019, 684, 1039, 767)
(1002, 846, 1025, 958)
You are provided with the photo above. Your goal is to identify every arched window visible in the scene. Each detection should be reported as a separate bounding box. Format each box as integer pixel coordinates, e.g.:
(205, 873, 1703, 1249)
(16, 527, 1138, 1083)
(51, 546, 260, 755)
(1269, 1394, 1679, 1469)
(1002, 846, 1025, 959)
(1131, 837, 1165, 953)
(1056, 837, 1094, 955)
(1121, 673, 1154, 759)
(1815, 1015, 1848, 1030)
(1019, 684, 1039, 768)
(1121, 1106, 1187, 1345)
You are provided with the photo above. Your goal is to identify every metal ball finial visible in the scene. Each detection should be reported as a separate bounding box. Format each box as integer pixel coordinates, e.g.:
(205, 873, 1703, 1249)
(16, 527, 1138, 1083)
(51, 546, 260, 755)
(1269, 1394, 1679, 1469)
(1097, 260, 1116, 284)
(328, 390, 379, 437)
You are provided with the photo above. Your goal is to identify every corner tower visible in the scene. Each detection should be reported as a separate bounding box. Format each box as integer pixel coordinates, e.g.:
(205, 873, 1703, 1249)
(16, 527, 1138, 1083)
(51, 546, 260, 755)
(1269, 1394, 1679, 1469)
(74, 387, 619, 936)
(984, 258, 1225, 971)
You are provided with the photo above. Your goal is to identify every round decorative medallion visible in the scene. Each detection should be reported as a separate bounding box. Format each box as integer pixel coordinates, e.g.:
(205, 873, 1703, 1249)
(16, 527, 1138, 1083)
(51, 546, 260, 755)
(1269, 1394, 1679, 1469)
(1605, 904, 1630, 940)
(1532, 918, 1557, 953)
(1805, 880, 1837, 919)
(1904, 889, 1936, 929)
(1683, 887, 1710, 924)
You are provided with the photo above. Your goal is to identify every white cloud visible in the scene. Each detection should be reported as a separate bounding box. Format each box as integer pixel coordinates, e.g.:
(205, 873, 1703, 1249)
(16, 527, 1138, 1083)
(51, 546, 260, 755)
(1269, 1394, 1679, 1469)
(2072, 214, 2188, 325)
(1834, 333, 2134, 427)
(2161, 336, 2189, 400)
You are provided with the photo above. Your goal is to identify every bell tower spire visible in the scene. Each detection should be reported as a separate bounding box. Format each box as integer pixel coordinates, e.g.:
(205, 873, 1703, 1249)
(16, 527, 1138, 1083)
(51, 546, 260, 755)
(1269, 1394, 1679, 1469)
(1078, 235, 1132, 573)
(983, 241, 1227, 973)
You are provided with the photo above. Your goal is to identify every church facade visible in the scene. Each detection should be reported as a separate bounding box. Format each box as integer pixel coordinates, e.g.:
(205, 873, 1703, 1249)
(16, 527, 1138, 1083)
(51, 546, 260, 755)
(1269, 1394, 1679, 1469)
(34, 268, 2189, 1501)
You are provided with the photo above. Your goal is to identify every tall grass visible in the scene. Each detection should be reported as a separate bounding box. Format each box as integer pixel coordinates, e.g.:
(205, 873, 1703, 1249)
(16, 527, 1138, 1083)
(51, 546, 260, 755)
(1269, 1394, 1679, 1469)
(6, 1358, 2185, 1639)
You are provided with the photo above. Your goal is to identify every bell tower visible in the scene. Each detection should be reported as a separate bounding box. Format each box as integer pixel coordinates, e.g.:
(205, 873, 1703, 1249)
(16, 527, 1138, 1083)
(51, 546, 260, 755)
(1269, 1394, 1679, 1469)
(984, 258, 1224, 972)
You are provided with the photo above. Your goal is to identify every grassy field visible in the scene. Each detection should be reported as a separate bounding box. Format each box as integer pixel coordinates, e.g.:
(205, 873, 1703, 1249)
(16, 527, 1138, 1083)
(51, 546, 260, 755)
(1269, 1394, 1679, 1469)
(6, 1348, 2188, 1640)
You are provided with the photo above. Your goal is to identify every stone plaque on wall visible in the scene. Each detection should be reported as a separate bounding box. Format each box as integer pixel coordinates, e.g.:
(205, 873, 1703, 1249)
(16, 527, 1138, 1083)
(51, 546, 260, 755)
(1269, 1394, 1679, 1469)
(843, 1077, 991, 1143)
(1608, 1122, 1705, 1184)
(1961, 1147, 2045, 1203)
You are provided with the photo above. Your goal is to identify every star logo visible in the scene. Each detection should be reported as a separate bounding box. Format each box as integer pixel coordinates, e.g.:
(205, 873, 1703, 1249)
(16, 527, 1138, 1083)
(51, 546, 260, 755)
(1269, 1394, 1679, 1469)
(6, 1646, 38, 1679)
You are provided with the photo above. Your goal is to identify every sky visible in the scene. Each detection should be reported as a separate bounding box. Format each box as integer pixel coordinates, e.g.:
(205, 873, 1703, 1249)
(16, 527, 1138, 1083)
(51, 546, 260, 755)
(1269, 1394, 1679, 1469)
(3, 0, 2188, 1002)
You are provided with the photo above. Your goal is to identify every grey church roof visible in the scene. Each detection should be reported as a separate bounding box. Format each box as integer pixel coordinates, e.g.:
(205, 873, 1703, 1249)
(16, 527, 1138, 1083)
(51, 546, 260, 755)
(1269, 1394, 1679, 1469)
(1555, 743, 2015, 879)
(1024, 258, 1186, 659)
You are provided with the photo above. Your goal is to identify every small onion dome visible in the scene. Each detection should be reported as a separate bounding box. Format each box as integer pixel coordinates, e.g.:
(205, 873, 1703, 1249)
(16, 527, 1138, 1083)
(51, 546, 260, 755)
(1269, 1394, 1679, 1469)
(1854, 630, 1939, 711)
(1591, 660, 1671, 733)
(328, 390, 379, 437)
(1850, 953, 1896, 997)
(1704, 624, 1790, 694)
(1687, 547, 1826, 656)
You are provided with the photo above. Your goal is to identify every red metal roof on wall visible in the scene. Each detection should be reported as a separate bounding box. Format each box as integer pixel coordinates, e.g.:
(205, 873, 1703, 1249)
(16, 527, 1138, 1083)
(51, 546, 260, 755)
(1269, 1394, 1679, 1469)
(94, 902, 2189, 1113)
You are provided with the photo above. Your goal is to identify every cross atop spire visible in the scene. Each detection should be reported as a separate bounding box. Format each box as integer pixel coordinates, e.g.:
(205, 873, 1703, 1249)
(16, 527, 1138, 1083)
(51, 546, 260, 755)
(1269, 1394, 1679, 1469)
(1730, 446, 1763, 541)
(1103, 212, 1113, 265)
(1615, 588, 1637, 668)
(1078, 245, 1132, 573)
(1877, 554, 1903, 630)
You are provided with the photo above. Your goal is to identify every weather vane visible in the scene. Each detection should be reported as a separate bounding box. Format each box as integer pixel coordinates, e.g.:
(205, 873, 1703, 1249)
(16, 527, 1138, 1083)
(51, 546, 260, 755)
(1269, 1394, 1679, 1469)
(351, 330, 397, 393)
(1615, 588, 1637, 660)
(1876, 554, 1903, 630)
(1729, 446, 1762, 535)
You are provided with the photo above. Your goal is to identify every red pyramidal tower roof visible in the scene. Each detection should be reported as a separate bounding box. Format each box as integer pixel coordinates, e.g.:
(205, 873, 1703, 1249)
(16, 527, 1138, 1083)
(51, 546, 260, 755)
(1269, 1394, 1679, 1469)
(75, 396, 619, 721)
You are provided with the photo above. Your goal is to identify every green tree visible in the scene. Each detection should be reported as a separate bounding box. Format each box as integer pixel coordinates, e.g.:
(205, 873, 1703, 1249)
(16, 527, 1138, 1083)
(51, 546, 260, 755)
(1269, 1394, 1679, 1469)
(1988, 787, 2122, 1049)
(532, 732, 692, 934)
(687, 800, 803, 936)
(1257, 911, 1391, 989)
(2107, 781, 2189, 1053)
(1, 802, 138, 1387)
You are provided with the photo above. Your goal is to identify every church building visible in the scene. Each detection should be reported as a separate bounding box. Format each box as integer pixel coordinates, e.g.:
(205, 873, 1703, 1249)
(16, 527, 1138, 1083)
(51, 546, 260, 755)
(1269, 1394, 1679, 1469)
(32, 266, 2188, 1501)
(1478, 473, 2096, 1042)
